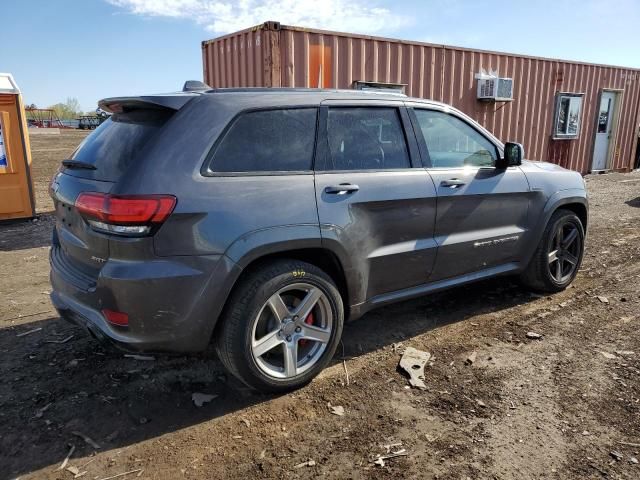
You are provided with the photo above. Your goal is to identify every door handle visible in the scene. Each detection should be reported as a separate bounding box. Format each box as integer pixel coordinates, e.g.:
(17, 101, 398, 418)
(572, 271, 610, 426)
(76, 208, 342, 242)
(440, 179, 466, 188)
(325, 184, 360, 194)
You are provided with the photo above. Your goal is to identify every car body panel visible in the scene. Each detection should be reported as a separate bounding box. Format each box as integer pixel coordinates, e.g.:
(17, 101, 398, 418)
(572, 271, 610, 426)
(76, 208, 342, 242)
(153, 174, 320, 257)
(315, 169, 438, 302)
(50, 171, 114, 279)
(51, 249, 239, 352)
(426, 166, 532, 280)
(351, 262, 520, 318)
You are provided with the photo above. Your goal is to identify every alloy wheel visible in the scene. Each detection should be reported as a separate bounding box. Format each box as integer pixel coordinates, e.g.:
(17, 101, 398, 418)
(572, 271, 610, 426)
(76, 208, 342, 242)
(548, 220, 582, 283)
(250, 283, 333, 379)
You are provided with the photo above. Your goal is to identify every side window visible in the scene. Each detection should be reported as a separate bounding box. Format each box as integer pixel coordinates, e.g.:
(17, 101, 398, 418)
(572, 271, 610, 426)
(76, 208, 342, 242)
(414, 109, 497, 168)
(210, 108, 317, 172)
(321, 107, 411, 170)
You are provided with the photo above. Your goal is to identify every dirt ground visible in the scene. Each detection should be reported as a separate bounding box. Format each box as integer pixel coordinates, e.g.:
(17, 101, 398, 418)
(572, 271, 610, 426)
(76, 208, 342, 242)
(1, 130, 639, 480)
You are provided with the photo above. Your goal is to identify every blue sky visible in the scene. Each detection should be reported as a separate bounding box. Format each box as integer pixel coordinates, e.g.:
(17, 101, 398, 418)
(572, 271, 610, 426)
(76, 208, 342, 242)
(3, 0, 639, 112)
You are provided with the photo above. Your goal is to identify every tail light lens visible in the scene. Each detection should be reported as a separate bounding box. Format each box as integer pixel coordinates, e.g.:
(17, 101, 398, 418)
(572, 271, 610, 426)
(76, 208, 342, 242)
(76, 192, 176, 236)
(102, 309, 129, 326)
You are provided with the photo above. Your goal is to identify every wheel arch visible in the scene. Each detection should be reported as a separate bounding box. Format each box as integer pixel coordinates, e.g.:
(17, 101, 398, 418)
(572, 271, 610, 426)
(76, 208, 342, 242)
(218, 225, 355, 329)
(211, 245, 351, 346)
(558, 201, 588, 231)
(522, 190, 589, 268)
(544, 191, 589, 233)
(236, 247, 350, 308)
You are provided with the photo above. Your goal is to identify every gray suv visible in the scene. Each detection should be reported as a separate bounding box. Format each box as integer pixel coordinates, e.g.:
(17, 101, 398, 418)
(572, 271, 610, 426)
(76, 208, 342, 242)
(50, 85, 588, 392)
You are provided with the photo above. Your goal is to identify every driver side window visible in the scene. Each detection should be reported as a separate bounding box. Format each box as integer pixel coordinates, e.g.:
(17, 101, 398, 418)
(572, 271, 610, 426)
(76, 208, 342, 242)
(320, 107, 411, 171)
(414, 109, 497, 168)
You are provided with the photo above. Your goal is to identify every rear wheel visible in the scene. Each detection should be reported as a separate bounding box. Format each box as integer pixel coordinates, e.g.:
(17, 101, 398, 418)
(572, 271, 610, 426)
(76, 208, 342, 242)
(215, 260, 344, 392)
(520, 209, 585, 292)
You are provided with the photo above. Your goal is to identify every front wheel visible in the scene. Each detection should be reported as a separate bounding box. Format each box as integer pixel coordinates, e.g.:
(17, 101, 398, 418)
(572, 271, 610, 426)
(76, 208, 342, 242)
(520, 209, 585, 292)
(215, 260, 344, 392)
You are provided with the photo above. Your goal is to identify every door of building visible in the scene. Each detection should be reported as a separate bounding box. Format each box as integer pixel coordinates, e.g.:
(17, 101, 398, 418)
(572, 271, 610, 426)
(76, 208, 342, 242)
(592, 91, 618, 171)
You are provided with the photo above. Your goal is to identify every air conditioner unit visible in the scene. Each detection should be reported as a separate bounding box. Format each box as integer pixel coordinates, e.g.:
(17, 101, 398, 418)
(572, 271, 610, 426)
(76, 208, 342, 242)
(477, 77, 513, 101)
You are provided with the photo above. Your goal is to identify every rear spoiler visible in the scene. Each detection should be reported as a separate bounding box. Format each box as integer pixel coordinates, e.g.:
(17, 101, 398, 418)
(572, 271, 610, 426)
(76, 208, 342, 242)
(98, 93, 200, 114)
(99, 81, 211, 113)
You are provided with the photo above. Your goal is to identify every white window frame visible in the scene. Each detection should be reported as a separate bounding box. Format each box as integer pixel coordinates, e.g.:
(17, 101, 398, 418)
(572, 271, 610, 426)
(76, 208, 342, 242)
(553, 92, 584, 140)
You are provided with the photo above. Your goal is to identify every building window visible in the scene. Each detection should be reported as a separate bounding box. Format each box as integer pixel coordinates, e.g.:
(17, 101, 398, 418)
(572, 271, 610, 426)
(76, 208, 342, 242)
(597, 96, 613, 133)
(553, 93, 584, 140)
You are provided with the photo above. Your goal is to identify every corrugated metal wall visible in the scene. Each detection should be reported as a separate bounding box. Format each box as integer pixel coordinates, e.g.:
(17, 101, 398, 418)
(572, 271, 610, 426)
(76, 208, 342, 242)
(202, 23, 640, 174)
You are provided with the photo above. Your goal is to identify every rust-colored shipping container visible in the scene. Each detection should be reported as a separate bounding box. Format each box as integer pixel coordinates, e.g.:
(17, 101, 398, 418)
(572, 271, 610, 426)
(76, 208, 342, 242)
(202, 22, 640, 174)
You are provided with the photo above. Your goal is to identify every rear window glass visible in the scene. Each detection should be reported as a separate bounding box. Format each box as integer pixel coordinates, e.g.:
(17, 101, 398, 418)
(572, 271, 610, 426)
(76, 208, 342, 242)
(209, 108, 317, 173)
(68, 109, 171, 181)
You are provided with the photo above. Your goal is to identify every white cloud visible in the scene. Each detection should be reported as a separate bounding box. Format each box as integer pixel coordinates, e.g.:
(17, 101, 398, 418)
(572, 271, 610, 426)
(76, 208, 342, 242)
(106, 0, 410, 35)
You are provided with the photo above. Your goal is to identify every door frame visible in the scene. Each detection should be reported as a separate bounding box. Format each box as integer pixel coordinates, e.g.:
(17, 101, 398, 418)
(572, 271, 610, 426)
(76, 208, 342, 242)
(591, 88, 624, 172)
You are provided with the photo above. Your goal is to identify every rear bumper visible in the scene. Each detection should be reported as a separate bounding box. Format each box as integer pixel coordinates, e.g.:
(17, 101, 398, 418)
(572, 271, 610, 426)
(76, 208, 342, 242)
(50, 251, 241, 353)
(52, 290, 129, 349)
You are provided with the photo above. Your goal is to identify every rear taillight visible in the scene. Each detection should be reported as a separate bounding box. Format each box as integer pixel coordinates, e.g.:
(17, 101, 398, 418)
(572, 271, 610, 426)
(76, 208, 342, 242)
(102, 309, 129, 326)
(76, 192, 176, 236)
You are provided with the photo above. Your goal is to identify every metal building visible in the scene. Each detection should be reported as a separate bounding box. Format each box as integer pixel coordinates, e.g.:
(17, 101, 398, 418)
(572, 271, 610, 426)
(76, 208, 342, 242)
(202, 21, 640, 174)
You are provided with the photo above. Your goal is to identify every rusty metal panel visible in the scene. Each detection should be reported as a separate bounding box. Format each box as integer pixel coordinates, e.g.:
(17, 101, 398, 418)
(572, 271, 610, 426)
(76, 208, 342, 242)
(202, 26, 268, 88)
(202, 23, 640, 173)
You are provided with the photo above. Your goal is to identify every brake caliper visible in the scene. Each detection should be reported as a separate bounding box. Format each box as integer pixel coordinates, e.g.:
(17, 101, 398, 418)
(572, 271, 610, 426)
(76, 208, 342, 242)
(299, 311, 315, 346)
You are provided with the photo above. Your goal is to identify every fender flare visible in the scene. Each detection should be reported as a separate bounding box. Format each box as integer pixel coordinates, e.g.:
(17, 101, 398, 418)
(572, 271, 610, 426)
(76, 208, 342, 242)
(192, 225, 328, 343)
(522, 189, 588, 267)
(225, 224, 323, 268)
(222, 224, 357, 305)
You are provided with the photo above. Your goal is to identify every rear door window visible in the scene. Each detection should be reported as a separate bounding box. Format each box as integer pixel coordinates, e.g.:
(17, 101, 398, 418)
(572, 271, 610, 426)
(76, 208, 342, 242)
(209, 108, 317, 173)
(67, 109, 172, 181)
(320, 107, 411, 170)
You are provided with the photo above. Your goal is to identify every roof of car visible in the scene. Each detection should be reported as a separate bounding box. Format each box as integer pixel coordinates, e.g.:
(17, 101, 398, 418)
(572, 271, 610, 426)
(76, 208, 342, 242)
(99, 87, 449, 113)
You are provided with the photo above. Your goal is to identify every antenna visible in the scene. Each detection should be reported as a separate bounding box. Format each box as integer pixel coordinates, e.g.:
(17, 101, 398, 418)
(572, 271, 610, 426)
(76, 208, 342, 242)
(183, 80, 211, 92)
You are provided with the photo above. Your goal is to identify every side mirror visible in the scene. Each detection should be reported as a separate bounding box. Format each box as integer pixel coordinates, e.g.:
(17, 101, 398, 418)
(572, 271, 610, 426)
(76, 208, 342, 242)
(497, 142, 524, 168)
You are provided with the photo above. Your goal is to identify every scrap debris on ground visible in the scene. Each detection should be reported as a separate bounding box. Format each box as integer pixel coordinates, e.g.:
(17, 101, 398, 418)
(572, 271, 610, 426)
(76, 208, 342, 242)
(327, 403, 345, 416)
(398, 346, 431, 390)
(191, 392, 218, 407)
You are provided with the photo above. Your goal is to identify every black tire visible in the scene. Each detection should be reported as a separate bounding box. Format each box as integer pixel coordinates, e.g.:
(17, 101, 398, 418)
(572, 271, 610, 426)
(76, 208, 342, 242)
(215, 259, 344, 392)
(520, 209, 585, 292)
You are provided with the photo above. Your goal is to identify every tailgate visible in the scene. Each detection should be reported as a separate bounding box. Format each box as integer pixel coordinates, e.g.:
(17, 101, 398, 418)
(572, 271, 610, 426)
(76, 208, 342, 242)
(51, 172, 112, 289)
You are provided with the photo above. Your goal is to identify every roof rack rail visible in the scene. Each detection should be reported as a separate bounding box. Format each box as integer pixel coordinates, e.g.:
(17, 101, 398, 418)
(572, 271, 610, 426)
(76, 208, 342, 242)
(204, 87, 407, 96)
(356, 89, 407, 97)
(352, 80, 407, 96)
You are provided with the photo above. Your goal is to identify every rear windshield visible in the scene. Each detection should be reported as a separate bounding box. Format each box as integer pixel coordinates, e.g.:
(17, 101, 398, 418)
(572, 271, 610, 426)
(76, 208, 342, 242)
(66, 109, 172, 181)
